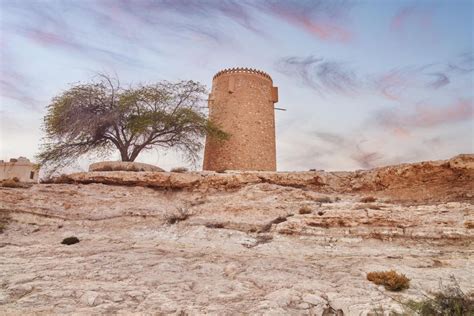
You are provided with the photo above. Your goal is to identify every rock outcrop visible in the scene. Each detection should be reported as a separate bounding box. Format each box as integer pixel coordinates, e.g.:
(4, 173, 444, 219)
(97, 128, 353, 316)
(64, 154, 474, 204)
(0, 154, 473, 315)
(89, 161, 164, 172)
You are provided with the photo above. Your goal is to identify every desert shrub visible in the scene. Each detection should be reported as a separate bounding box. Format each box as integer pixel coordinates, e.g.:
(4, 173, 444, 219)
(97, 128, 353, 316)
(464, 221, 474, 229)
(314, 196, 332, 203)
(170, 167, 188, 173)
(360, 196, 377, 203)
(405, 277, 473, 316)
(367, 270, 410, 291)
(367, 306, 404, 316)
(166, 207, 190, 224)
(299, 205, 312, 214)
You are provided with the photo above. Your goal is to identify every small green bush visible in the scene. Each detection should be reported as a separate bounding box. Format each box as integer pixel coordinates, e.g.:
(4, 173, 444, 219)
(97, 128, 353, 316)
(367, 270, 410, 291)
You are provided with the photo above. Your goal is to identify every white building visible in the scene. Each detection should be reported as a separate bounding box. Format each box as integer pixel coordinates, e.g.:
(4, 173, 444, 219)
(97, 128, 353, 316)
(0, 157, 39, 183)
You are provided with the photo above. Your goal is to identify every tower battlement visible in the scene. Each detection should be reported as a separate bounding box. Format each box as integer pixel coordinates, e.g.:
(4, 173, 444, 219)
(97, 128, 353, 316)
(213, 67, 273, 82)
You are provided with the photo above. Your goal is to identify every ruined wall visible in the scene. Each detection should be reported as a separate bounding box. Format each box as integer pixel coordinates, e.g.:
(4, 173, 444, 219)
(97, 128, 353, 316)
(203, 68, 278, 171)
(0, 157, 39, 182)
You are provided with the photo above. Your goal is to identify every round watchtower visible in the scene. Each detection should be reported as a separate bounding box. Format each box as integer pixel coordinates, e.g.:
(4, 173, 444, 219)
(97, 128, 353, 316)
(203, 67, 279, 171)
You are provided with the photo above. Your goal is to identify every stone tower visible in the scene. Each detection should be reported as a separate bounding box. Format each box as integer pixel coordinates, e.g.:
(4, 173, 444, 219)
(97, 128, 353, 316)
(203, 67, 279, 171)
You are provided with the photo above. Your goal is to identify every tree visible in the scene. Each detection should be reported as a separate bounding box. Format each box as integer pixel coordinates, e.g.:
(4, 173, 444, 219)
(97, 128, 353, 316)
(37, 74, 227, 170)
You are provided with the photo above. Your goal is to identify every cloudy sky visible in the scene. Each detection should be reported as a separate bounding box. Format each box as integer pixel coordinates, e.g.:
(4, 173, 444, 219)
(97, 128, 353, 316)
(0, 0, 473, 171)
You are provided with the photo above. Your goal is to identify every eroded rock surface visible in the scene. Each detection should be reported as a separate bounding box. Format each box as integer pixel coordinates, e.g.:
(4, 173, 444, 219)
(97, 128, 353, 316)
(0, 155, 473, 315)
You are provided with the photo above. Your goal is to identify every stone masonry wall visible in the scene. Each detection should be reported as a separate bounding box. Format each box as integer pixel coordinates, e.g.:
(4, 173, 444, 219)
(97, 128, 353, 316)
(203, 68, 278, 171)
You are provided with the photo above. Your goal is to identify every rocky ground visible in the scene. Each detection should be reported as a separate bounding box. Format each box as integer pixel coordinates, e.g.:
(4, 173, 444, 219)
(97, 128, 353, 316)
(0, 155, 473, 315)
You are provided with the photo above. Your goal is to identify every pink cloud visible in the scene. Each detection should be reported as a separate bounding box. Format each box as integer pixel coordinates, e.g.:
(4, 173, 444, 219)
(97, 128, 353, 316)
(264, 2, 353, 43)
(390, 5, 433, 32)
(411, 99, 473, 127)
(280, 11, 352, 42)
(377, 99, 474, 133)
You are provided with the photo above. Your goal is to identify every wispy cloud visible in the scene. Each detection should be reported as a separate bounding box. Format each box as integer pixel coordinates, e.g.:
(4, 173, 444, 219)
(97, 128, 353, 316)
(447, 52, 474, 74)
(260, 0, 353, 42)
(277, 50, 474, 109)
(350, 150, 383, 169)
(426, 72, 450, 89)
(373, 65, 430, 100)
(276, 55, 360, 95)
(314, 132, 383, 169)
(3, 0, 355, 50)
(277, 53, 473, 99)
(0, 43, 40, 109)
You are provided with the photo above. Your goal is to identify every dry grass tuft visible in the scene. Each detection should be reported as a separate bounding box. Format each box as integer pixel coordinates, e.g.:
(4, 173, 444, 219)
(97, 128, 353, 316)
(405, 276, 473, 315)
(360, 196, 377, 203)
(464, 221, 474, 229)
(367, 270, 410, 291)
(299, 205, 312, 214)
(166, 207, 190, 224)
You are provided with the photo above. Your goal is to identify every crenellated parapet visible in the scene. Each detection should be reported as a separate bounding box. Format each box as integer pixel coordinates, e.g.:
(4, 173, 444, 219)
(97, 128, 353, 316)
(213, 67, 272, 81)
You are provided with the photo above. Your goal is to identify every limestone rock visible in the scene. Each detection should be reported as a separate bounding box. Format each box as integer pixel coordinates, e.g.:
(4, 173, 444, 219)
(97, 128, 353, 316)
(89, 161, 164, 172)
(0, 154, 473, 314)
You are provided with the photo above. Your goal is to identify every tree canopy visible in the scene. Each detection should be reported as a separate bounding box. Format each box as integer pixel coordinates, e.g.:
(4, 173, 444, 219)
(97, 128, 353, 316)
(37, 74, 227, 170)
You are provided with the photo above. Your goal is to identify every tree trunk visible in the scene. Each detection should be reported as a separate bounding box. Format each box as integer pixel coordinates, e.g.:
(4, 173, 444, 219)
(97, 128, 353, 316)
(119, 147, 131, 161)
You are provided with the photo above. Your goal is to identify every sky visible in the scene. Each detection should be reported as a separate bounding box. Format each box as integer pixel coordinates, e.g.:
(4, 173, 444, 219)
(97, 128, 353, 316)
(0, 0, 473, 172)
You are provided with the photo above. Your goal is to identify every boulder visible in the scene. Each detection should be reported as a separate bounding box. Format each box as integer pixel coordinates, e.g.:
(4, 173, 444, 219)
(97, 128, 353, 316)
(89, 161, 164, 172)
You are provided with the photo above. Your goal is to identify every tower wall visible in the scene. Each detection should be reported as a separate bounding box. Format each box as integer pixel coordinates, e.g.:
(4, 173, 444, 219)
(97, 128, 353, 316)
(203, 68, 278, 171)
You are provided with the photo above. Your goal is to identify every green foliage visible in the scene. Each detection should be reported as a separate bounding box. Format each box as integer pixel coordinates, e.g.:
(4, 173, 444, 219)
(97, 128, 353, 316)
(37, 74, 227, 171)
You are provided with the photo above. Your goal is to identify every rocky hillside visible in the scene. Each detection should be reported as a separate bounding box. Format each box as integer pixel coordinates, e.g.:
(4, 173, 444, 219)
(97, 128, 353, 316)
(0, 154, 473, 315)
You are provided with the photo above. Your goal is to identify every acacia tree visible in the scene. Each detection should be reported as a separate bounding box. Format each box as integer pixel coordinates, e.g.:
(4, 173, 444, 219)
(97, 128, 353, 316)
(37, 74, 227, 170)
